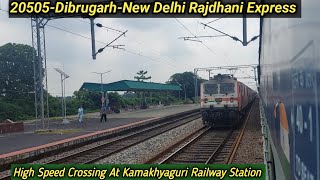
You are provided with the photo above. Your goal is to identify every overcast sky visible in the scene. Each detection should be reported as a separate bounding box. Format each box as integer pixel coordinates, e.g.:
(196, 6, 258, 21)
(0, 0, 259, 96)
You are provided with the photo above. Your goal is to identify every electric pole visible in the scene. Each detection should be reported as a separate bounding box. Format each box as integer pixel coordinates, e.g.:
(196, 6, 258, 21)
(90, 18, 96, 60)
(54, 68, 70, 124)
(92, 70, 112, 107)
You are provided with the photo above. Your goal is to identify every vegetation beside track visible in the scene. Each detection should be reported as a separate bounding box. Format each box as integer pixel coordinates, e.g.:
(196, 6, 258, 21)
(0, 43, 205, 122)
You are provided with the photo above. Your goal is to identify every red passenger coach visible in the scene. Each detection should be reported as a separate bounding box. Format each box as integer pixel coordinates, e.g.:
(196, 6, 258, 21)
(200, 74, 256, 128)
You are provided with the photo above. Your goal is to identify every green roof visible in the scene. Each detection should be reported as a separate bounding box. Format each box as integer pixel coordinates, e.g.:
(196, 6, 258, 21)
(80, 80, 182, 92)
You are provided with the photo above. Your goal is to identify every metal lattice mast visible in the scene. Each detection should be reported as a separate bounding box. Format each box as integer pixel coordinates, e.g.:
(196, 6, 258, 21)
(31, 17, 50, 130)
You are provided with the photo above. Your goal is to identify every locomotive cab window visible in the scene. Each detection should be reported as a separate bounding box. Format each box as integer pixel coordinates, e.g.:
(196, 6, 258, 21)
(203, 84, 218, 94)
(220, 83, 235, 94)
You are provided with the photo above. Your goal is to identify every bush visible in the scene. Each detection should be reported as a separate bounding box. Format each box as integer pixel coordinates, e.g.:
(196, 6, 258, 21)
(0, 101, 32, 120)
(108, 92, 125, 109)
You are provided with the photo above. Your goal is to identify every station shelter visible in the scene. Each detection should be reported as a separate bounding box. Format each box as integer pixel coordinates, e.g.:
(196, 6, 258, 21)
(79, 80, 182, 108)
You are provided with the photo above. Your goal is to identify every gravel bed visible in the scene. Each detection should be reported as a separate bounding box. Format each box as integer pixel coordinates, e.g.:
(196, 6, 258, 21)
(0, 171, 10, 179)
(9, 128, 146, 165)
(151, 127, 208, 164)
(232, 99, 264, 164)
(0, 118, 202, 178)
(8, 116, 195, 165)
(95, 119, 204, 164)
(28, 130, 144, 164)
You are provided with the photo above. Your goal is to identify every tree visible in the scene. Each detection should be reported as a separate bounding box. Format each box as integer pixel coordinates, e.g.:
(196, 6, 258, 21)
(167, 72, 206, 102)
(72, 90, 101, 110)
(133, 70, 151, 108)
(0, 43, 36, 120)
(108, 92, 125, 109)
(0, 43, 35, 99)
(134, 70, 151, 82)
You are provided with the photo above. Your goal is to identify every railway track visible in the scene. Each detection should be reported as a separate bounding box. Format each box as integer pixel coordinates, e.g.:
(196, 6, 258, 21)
(146, 104, 253, 164)
(158, 128, 238, 164)
(52, 112, 201, 164)
(0, 111, 201, 180)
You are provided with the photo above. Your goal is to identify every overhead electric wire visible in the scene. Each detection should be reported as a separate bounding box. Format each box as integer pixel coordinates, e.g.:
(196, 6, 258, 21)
(197, 17, 257, 80)
(95, 30, 128, 55)
(177, 18, 256, 84)
(47, 24, 103, 43)
(204, 16, 228, 25)
(75, 18, 195, 70)
(191, 17, 257, 84)
(174, 18, 254, 83)
(122, 49, 163, 64)
(47, 22, 185, 70)
(50, 21, 184, 69)
(1, 9, 255, 79)
(175, 17, 223, 59)
(174, 18, 223, 61)
(126, 36, 195, 69)
(0, 12, 181, 70)
(75, 18, 125, 33)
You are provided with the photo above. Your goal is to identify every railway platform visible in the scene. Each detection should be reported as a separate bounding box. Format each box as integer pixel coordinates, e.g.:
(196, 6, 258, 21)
(0, 104, 199, 158)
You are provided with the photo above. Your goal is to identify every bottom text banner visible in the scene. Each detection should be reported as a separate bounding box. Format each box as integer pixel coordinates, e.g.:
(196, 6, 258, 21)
(11, 164, 266, 180)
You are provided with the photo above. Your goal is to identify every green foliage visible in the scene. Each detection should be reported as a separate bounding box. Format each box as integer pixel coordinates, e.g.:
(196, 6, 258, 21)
(0, 43, 37, 120)
(166, 71, 207, 102)
(46, 90, 102, 118)
(72, 90, 101, 110)
(0, 43, 35, 99)
(108, 92, 125, 109)
(0, 43, 199, 121)
(0, 99, 33, 120)
(134, 70, 151, 82)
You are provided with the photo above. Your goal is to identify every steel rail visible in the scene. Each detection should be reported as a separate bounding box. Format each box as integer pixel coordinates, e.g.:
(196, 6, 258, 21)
(205, 130, 233, 164)
(225, 100, 255, 164)
(144, 126, 209, 164)
(49, 113, 201, 164)
(156, 102, 257, 164)
(1, 109, 200, 170)
(158, 127, 222, 164)
(0, 111, 200, 180)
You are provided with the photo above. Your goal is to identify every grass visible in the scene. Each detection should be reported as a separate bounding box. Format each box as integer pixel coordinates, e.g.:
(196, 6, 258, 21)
(34, 128, 82, 135)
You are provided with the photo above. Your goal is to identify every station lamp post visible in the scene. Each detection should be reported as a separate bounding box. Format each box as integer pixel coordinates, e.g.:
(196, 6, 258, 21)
(54, 68, 70, 124)
(92, 70, 112, 107)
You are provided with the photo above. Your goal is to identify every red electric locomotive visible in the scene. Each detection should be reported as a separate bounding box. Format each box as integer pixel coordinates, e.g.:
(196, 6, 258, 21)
(200, 74, 256, 128)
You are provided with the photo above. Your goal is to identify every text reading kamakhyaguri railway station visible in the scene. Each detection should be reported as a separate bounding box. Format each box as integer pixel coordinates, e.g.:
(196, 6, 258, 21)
(13, 166, 263, 179)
